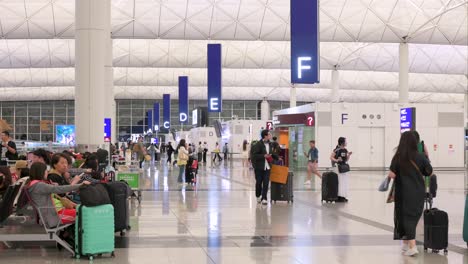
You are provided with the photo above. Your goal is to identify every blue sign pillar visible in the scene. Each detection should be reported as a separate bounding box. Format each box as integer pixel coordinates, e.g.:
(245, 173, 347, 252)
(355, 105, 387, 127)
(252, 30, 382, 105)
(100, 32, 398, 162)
(147, 110, 153, 133)
(207, 44, 222, 112)
(104, 118, 111, 142)
(179, 76, 189, 123)
(290, 0, 320, 84)
(400, 107, 416, 133)
(153, 103, 160, 132)
(163, 94, 171, 129)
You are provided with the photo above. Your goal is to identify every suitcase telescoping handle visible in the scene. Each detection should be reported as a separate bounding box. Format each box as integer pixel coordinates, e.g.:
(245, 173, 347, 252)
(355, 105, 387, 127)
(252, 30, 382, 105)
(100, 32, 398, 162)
(78, 205, 83, 256)
(425, 176, 433, 210)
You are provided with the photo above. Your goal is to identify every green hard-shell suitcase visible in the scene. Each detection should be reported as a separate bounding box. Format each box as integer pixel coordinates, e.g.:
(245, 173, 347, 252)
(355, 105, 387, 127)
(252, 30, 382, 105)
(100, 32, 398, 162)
(463, 195, 468, 247)
(75, 204, 115, 260)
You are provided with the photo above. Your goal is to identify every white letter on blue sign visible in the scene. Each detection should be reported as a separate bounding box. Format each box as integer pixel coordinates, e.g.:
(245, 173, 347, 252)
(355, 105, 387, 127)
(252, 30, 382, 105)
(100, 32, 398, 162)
(298, 57, 312, 79)
(163, 121, 170, 129)
(180, 113, 187, 122)
(210, 98, 219, 111)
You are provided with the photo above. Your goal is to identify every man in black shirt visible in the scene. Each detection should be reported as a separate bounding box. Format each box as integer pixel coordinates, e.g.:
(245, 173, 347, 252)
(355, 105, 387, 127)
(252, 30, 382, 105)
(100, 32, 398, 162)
(1, 131, 17, 161)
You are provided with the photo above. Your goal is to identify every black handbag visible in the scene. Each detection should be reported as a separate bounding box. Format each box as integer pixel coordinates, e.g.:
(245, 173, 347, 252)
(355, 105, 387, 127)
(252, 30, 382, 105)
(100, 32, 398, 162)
(337, 163, 350, 173)
(79, 183, 111, 207)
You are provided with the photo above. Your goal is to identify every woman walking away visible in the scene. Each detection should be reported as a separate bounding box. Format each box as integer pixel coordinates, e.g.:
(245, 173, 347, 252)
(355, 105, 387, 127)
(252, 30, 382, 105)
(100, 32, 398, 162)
(388, 131, 432, 256)
(166, 142, 175, 166)
(212, 142, 222, 163)
(176, 139, 189, 184)
(330, 137, 352, 202)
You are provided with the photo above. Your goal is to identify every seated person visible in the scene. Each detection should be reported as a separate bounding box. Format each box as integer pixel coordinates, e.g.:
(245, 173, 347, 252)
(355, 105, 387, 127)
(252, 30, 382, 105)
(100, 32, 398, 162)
(15, 160, 29, 179)
(29, 148, 51, 167)
(79, 155, 102, 183)
(0, 166, 12, 198)
(48, 153, 81, 186)
(26, 162, 90, 227)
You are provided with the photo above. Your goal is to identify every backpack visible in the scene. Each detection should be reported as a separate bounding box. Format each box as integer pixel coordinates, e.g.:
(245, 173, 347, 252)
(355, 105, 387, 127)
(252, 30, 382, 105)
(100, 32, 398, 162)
(79, 183, 111, 207)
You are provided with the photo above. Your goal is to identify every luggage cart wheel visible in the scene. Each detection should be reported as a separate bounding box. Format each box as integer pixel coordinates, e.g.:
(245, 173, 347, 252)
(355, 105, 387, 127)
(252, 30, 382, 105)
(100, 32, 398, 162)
(444, 249, 448, 255)
(75, 254, 80, 259)
(432, 249, 439, 253)
(111, 252, 115, 257)
(120, 231, 125, 236)
(424, 248, 427, 252)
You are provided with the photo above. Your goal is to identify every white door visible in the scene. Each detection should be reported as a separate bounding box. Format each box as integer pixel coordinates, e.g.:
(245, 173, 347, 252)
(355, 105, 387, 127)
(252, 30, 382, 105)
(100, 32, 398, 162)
(370, 127, 385, 168)
(356, 128, 371, 167)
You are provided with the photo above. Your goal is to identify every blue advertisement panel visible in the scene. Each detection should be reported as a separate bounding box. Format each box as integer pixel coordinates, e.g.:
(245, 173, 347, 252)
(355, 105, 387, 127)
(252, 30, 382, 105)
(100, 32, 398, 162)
(290, 0, 320, 84)
(153, 103, 160, 132)
(104, 118, 111, 142)
(207, 44, 222, 112)
(163, 94, 171, 129)
(400, 107, 416, 133)
(179, 76, 189, 123)
(147, 110, 153, 133)
(56, 125, 76, 145)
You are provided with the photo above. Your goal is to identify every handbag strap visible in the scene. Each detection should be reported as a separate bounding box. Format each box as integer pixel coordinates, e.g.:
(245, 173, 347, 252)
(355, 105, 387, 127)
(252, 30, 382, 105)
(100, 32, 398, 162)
(410, 160, 423, 177)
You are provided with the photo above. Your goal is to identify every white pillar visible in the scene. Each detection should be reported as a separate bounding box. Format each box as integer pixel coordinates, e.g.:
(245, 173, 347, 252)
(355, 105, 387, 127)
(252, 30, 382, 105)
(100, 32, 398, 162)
(103, 0, 116, 145)
(330, 69, 340, 102)
(75, 0, 109, 152)
(399, 43, 409, 104)
(290, 84, 297, 108)
(465, 92, 468, 128)
(260, 98, 270, 121)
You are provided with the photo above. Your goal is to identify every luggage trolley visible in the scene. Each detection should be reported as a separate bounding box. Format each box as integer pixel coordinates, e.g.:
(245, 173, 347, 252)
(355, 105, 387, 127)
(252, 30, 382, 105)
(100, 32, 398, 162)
(116, 171, 142, 204)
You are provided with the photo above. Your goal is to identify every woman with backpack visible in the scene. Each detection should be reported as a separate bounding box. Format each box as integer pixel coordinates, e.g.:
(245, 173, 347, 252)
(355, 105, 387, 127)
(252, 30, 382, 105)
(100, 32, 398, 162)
(330, 137, 352, 202)
(176, 139, 189, 184)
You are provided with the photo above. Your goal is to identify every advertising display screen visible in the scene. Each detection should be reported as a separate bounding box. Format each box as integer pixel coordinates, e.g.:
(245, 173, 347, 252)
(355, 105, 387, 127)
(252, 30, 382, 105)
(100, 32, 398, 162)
(56, 125, 75, 145)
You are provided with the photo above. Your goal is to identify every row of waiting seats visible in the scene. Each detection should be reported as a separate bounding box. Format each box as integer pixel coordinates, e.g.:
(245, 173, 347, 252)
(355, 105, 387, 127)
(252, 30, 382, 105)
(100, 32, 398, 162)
(0, 179, 75, 255)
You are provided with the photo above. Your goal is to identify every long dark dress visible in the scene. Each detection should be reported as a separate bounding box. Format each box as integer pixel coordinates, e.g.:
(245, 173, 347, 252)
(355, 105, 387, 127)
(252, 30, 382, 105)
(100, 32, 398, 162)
(390, 153, 432, 240)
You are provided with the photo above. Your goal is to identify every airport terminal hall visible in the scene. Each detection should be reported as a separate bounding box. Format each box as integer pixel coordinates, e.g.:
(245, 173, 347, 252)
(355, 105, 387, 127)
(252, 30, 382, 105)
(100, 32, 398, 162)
(0, 0, 468, 263)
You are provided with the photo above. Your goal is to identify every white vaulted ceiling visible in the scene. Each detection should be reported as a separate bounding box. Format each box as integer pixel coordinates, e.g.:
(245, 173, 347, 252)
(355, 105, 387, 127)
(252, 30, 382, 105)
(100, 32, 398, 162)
(0, 0, 466, 102)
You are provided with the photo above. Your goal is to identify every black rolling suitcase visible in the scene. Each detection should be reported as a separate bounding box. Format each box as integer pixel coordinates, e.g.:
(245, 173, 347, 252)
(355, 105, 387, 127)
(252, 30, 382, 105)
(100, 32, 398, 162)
(271, 172, 293, 203)
(322, 171, 338, 203)
(106, 181, 132, 236)
(423, 195, 448, 254)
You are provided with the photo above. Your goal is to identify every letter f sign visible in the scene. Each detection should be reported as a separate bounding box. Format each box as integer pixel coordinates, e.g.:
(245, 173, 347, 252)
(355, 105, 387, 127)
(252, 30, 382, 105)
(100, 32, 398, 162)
(298, 57, 312, 79)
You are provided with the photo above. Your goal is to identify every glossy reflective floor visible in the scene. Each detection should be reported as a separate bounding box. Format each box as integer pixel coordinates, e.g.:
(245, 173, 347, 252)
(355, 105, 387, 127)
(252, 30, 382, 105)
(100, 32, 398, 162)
(1, 159, 467, 264)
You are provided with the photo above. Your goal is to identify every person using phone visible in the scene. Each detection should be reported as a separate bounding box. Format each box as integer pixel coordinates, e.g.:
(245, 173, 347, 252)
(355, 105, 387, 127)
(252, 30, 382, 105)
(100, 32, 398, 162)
(330, 137, 353, 202)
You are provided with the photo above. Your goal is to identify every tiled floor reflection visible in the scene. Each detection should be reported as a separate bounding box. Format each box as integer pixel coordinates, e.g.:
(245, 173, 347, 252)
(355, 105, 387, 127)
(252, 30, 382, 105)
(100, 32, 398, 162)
(1, 160, 467, 263)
